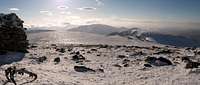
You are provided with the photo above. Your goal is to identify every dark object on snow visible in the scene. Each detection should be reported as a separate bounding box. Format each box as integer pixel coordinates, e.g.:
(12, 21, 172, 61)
(72, 53, 86, 62)
(56, 48, 66, 53)
(38, 56, 47, 63)
(117, 55, 126, 59)
(145, 57, 173, 66)
(5, 66, 37, 85)
(185, 62, 200, 69)
(0, 13, 29, 53)
(182, 57, 200, 69)
(144, 64, 152, 67)
(54, 57, 60, 64)
(154, 49, 173, 54)
(74, 66, 95, 72)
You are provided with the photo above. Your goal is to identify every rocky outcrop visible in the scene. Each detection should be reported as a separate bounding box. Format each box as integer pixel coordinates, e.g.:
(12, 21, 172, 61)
(0, 13, 28, 53)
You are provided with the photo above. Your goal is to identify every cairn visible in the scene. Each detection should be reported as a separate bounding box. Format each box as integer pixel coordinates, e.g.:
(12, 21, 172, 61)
(0, 13, 28, 53)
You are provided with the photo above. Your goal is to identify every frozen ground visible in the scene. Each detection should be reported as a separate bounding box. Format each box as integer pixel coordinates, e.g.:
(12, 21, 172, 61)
(0, 31, 200, 85)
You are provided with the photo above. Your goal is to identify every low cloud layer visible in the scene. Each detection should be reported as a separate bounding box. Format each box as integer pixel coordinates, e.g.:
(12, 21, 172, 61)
(9, 8, 20, 11)
(78, 7, 97, 11)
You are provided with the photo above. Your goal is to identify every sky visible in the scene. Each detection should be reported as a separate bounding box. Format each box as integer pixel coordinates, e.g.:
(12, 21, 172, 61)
(0, 0, 200, 29)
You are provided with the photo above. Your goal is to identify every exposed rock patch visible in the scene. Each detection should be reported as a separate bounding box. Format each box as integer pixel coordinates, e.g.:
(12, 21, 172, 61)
(0, 13, 28, 53)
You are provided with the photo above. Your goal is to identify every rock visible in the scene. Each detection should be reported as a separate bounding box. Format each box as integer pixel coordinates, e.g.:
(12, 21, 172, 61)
(54, 57, 60, 64)
(185, 62, 200, 69)
(38, 56, 47, 63)
(122, 59, 130, 67)
(72, 54, 86, 63)
(74, 66, 95, 72)
(91, 48, 97, 51)
(56, 48, 66, 53)
(145, 57, 173, 66)
(154, 49, 173, 54)
(96, 68, 104, 73)
(117, 55, 126, 59)
(144, 64, 152, 67)
(0, 13, 28, 53)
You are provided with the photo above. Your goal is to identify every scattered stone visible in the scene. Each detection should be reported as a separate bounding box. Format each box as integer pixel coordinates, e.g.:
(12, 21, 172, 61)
(122, 59, 131, 67)
(38, 56, 47, 63)
(72, 54, 86, 63)
(54, 57, 61, 64)
(117, 55, 126, 59)
(56, 48, 66, 53)
(91, 48, 97, 51)
(144, 64, 152, 67)
(29, 44, 38, 49)
(0, 13, 29, 53)
(185, 62, 200, 69)
(113, 64, 122, 68)
(145, 57, 173, 66)
(154, 49, 173, 54)
(74, 66, 95, 72)
(182, 57, 200, 69)
(97, 68, 104, 73)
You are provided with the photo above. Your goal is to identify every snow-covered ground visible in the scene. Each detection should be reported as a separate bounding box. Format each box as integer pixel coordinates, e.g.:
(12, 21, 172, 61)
(0, 31, 200, 85)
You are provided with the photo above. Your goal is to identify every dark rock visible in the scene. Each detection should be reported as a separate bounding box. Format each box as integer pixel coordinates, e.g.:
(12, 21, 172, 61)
(185, 62, 200, 69)
(113, 64, 122, 68)
(181, 57, 191, 62)
(118, 55, 126, 59)
(182, 57, 200, 69)
(145, 57, 173, 66)
(38, 56, 47, 63)
(123, 64, 129, 67)
(72, 54, 86, 62)
(154, 49, 173, 54)
(144, 64, 152, 67)
(54, 57, 60, 64)
(97, 68, 104, 73)
(0, 13, 28, 53)
(74, 66, 95, 72)
(29, 45, 38, 49)
(56, 48, 66, 53)
(91, 49, 97, 51)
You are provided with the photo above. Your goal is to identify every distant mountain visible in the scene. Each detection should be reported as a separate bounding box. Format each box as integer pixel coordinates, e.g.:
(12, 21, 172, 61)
(26, 27, 55, 34)
(108, 28, 200, 47)
(68, 24, 125, 35)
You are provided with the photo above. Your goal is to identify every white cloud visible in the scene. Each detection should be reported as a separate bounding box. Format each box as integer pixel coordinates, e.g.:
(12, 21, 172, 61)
(60, 11, 71, 15)
(96, 0, 104, 6)
(40, 10, 53, 16)
(57, 5, 69, 10)
(78, 7, 97, 11)
(9, 8, 20, 11)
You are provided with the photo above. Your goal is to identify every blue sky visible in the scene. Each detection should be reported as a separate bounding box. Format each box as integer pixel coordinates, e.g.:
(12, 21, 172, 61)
(0, 0, 200, 28)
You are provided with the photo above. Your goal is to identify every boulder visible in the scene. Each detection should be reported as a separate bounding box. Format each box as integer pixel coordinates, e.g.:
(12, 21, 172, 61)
(145, 57, 173, 66)
(0, 13, 28, 53)
(74, 66, 95, 72)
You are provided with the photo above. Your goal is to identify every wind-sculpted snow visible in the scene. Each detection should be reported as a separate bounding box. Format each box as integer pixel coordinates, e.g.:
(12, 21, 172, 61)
(108, 28, 200, 47)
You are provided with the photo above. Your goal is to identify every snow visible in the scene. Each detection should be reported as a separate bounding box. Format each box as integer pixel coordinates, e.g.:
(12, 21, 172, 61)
(0, 31, 200, 85)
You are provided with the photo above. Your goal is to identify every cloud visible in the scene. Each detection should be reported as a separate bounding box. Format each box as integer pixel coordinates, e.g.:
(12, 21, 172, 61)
(60, 11, 71, 15)
(9, 8, 20, 11)
(96, 0, 104, 6)
(57, 5, 69, 10)
(78, 7, 97, 11)
(40, 10, 53, 16)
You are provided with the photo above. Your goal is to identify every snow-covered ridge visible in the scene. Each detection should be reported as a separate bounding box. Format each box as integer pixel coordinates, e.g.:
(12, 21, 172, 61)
(68, 24, 125, 35)
(108, 28, 200, 47)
